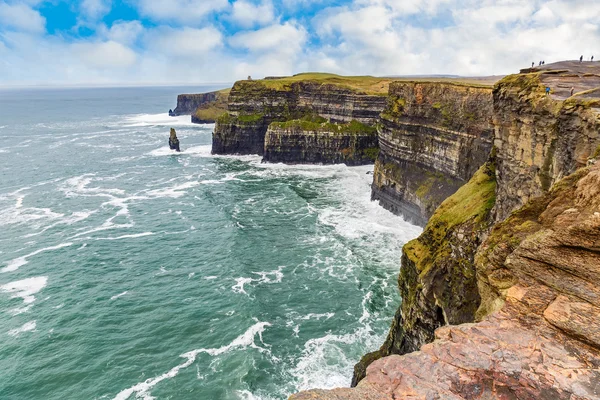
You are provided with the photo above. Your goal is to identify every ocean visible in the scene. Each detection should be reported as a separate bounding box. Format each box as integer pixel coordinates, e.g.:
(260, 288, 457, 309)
(0, 86, 421, 400)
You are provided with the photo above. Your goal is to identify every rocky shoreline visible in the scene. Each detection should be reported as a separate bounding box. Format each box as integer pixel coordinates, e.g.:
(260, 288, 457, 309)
(174, 62, 600, 399)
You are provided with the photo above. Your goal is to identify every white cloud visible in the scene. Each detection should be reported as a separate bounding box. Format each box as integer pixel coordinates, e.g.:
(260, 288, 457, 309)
(74, 40, 137, 69)
(98, 20, 144, 45)
(229, 22, 307, 52)
(80, 0, 111, 20)
(0, 2, 45, 33)
(134, 0, 229, 23)
(145, 26, 223, 57)
(230, 0, 274, 27)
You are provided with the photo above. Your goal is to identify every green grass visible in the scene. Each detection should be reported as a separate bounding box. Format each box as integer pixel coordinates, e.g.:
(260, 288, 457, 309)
(404, 161, 497, 277)
(270, 118, 377, 135)
(193, 89, 230, 122)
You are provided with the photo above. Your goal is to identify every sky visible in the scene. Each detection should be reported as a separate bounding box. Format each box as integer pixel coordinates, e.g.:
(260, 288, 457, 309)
(0, 0, 599, 86)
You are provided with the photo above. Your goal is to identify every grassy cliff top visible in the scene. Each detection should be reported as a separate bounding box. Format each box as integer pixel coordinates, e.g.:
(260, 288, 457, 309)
(179, 87, 231, 97)
(237, 73, 500, 95)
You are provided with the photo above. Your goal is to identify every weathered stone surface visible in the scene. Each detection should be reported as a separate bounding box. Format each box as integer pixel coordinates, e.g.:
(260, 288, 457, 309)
(212, 78, 388, 156)
(172, 91, 223, 115)
(263, 121, 378, 165)
(492, 63, 600, 222)
(372, 82, 494, 225)
(293, 162, 600, 400)
(352, 161, 497, 385)
(292, 63, 600, 400)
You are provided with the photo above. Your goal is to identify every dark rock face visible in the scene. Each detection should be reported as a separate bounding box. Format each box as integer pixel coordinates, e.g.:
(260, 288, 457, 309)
(492, 70, 600, 222)
(352, 161, 496, 386)
(372, 82, 494, 225)
(172, 91, 220, 116)
(212, 80, 387, 157)
(263, 122, 378, 166)
(168, 128, 180, 152)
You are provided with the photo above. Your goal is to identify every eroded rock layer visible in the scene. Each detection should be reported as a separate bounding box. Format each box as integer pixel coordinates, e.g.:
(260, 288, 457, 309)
(291, 62, 600, 400)
(372, 82, 494, 225)
(293, 160, 600, 400)
(172, 91, 221, 115)
(493, 67, 600, 221)
(263, 120, 378, 165)
(212, 77, 389, 157)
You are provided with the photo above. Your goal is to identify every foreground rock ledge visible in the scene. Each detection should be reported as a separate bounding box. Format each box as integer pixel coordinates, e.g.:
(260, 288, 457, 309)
(291, 161, 600, 400)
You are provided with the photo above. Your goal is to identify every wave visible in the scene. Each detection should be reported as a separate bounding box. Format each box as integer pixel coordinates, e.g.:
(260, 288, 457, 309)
(8, 321, 36, 337)
(93, 232, 153, 241)
(110, 291, 128, 300)
(122, 113, 200, 128)
(113, 321, 271, 400)
(0, 276, 48, 306)
(231, 266, 286, 297)
(2, 243, 73, 273)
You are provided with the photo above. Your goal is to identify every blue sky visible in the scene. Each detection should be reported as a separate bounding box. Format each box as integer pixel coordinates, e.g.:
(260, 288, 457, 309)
(0, 0, 599, 86)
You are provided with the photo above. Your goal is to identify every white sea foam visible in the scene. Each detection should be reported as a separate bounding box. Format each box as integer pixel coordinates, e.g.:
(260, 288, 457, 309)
(0, 276, 48, 306)
(123, 113, 198, 128)
(145, 181, 199, 199)
(299, 313, 335, 321)
(204, 276, 217, 280)
(94, 232, 153, 241)
(2, 243, 72, 273)
(291, 325, 380, 391)
(113, 321, 271, 400)
(231, 266, 285, 296)
(8, 321, 36, 337)
(110, 291, 128, 300)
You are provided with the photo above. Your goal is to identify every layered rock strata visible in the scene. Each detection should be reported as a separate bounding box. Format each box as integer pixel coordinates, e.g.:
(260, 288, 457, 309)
(263, 119, 378, 165)
(372, 82, 494, 225)
(212, 76, 389, 157)
(293, 160, 600, 400)
(172, 90, 223, 115)
(493, 65, 600, 221)
(291, 62, 600, 400)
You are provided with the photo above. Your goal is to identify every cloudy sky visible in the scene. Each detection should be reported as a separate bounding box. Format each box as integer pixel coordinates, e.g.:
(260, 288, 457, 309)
(0, 0, 598, 86)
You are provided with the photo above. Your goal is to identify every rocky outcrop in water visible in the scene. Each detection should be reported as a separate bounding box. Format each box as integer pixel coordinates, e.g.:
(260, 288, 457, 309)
(372, 82, 494, 225)
(168, 128, 180, 152)
(212, 75, 390, 158)
(291, 62, 600, 400)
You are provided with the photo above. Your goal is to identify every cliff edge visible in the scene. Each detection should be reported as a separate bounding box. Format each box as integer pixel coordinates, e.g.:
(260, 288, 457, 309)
(291, 62, 600, 399)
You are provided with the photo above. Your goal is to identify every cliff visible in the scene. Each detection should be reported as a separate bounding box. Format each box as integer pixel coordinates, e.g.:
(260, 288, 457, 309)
(492, 63, 600, 221)
(263, 118, 378, 165)
(212, 74, 391, 159)
(372, 81, 494, 225)
(172, 89, 229, 122)
(291, 62, 600, 399)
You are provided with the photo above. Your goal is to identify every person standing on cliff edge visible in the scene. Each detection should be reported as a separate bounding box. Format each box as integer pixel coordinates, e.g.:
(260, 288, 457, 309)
(580, 55, 584, 62)
(169, 128, 181, 152)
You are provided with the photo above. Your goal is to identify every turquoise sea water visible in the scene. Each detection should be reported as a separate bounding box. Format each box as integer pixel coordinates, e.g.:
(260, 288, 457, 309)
(0, 87, 421, 400)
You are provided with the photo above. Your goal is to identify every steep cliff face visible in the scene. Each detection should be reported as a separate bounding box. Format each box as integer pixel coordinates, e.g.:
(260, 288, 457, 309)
(212, 74, 390, 157)
(493, 66, 600, 221)
(352, 160, 497, 385)
(372, 82, 494, 225)
(291, 62, 600, 400)
(263, 119, 378, 165)
(172, 91, 222, 115)
(294, 161, 600, 400)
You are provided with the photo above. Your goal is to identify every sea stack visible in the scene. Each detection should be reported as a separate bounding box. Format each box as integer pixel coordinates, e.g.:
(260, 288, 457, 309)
(169, 128, 180, 152)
